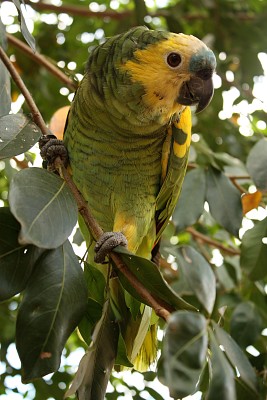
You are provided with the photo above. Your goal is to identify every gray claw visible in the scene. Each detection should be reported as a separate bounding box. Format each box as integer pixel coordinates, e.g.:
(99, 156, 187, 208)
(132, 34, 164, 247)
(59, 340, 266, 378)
(94, 231, 128, 263)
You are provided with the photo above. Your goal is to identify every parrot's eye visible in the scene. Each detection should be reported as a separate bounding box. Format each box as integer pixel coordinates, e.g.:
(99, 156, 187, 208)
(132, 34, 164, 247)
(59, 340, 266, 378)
(167, 52, 182, 68)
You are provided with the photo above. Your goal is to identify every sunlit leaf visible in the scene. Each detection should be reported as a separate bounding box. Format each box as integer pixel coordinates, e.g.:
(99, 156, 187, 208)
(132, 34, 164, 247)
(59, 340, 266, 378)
(230, 302, 262, 348)
(16, 240, 87, 381)
(213, 322, 258, 396)
(11, 0, 36, 51)
(0, 61, 11, 117)
(49, 106, 70, 140)
(169, 245, 216, 314)
(207, 328, 236, 400)
(0, 207, 43, 301)
(114, 246, 195, 311)
(172, 168, 206, 232)
(0, 114, 41, 160)
(9, 168, 77, 248)
(240, 217, 267, 280)
(206, 166, 242, 237)
(246, 138, 267, 191)
(159, 311, 208, 398)
(65, 300, 119, 400)
(241, 191, 262, 214)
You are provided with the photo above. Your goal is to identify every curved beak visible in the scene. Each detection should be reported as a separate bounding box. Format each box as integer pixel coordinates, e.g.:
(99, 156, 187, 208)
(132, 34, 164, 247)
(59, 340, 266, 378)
(177, 76, 214, 113)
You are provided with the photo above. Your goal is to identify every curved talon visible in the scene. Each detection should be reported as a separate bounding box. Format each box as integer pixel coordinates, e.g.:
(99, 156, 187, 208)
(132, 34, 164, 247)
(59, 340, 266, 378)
(94, 231, 128, 264)
(39, 135, 69, 170)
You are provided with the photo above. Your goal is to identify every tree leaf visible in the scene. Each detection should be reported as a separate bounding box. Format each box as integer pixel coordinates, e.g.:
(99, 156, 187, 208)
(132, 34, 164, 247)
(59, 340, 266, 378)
(241, 191, 262, 214)
(240, 217, 267, 280)
(78, 298, 103, 346)
(9, 167, 78, 248)
(230, 302, 262, 348)
(207, 328, 236, 400)
(0, 207, 43, 301)
(114, 246, 195, 311)
(246, 138, 267, 191)
(206, 166, 242, 237)
(65, 300, 119, 400)
(0, 61, 11, 117)
(11, 0, 36, 51)
(172, 168, 206, 232)
(169, 245, 216, 314)
(84, 262, 106, 305)
(0, 114, 41, 160)
(213, 322, 258, 396)
(16, 240, 87, 381)
(159, 311, 208, 399)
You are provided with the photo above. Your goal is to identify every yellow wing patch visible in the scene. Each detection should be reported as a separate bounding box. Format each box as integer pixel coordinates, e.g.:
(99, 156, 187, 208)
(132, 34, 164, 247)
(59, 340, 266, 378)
(173, 106, 192, 158)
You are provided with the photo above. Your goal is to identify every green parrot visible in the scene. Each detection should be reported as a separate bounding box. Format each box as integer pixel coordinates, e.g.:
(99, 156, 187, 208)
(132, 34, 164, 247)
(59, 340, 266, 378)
(63, 26, 216, 375)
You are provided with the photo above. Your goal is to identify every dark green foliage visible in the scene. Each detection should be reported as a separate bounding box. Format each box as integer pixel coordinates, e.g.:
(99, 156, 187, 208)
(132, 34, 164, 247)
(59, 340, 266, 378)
(1, 0, 267, 399)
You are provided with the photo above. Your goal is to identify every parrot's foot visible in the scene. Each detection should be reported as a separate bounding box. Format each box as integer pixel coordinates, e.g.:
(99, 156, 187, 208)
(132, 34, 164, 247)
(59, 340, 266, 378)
(94, 232, 128, 263)
(39, 134, 69, 171)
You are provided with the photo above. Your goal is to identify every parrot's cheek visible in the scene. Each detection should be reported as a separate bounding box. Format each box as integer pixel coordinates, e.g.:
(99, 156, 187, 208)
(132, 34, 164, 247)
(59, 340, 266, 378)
(177, 76, 214, 113)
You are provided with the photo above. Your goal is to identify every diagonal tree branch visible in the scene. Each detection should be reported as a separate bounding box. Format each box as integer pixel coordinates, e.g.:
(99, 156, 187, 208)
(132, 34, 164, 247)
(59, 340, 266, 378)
(0, 43, 172, 321)
(7, 34, 77, 92)
(0, 45, 49, 135)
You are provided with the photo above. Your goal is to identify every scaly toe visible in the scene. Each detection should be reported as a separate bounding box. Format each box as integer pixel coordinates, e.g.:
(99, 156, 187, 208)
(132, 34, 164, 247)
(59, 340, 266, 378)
(94, 231, 128, 263)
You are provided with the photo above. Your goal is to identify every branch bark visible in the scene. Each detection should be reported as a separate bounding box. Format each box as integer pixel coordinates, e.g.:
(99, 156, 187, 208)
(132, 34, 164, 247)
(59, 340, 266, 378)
(186, 226, 240, 256)
(0, 45, 49, 135)
(0, 42, 172, 321)
(7, 34, 77, 92)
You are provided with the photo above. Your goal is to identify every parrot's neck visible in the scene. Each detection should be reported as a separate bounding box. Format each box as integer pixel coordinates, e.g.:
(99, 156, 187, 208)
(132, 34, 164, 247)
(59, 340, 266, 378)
(79, 71, 185, 142)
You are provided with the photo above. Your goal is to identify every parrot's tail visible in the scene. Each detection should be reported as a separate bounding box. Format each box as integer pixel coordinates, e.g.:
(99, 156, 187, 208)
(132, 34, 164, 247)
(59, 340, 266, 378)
(133, 323, 158, 372)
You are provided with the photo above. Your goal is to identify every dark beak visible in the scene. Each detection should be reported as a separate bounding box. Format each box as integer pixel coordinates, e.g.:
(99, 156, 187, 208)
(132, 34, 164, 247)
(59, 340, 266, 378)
(177, 76, 214, 113)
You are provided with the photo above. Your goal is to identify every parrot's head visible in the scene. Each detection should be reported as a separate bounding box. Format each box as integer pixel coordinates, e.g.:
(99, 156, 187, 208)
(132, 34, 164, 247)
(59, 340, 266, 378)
(120, 28, 216, 124)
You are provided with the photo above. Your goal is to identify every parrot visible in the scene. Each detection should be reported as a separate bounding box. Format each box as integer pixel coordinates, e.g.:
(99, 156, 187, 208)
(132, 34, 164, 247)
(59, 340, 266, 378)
(63, 26, 216, 375)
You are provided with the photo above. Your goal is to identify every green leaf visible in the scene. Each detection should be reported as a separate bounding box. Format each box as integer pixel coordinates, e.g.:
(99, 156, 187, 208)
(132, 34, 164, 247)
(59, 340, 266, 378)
(172, 168, 206, 232)
(213, 322, 258, 396)
(0, 61, 11, 117)
(9, 168, 77, 248)
(230, 302, 262, 348)
(78, 298, 103, 345)
(206, 166, 242, 237)
(84, 262, 106, 305)
(114, 246, 195, 311)
(246, 138, 267, 191)
(16, 240, 87, 381)
(0, 114, 41, 160)
(11, 0, 36, 51)
(65, 300, 119, 400)
(115, 333, 133, 368)
(207, 328, 236, 400)
(169, 245, 216, 314)
(0, 207, 44, 301)
(240, 217, 267, 280)
(159, 311, 208, 399)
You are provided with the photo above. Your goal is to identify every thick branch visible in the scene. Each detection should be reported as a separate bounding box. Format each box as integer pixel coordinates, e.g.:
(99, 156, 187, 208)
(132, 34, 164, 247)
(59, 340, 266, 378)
(7, 34, 77, 92)
(0, 45, 49, 135)
(56, 159, 172, 321)
(186, 226, 240, 256)
(0, 43, 172, 321)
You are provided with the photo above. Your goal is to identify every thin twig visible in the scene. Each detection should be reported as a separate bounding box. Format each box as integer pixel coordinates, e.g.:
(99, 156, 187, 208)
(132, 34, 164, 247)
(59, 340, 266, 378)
(0, 45, 49, 135)
(2, 0, 258, 21)
(186, 226, 240, 256)
(7, 34, 77, 92)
